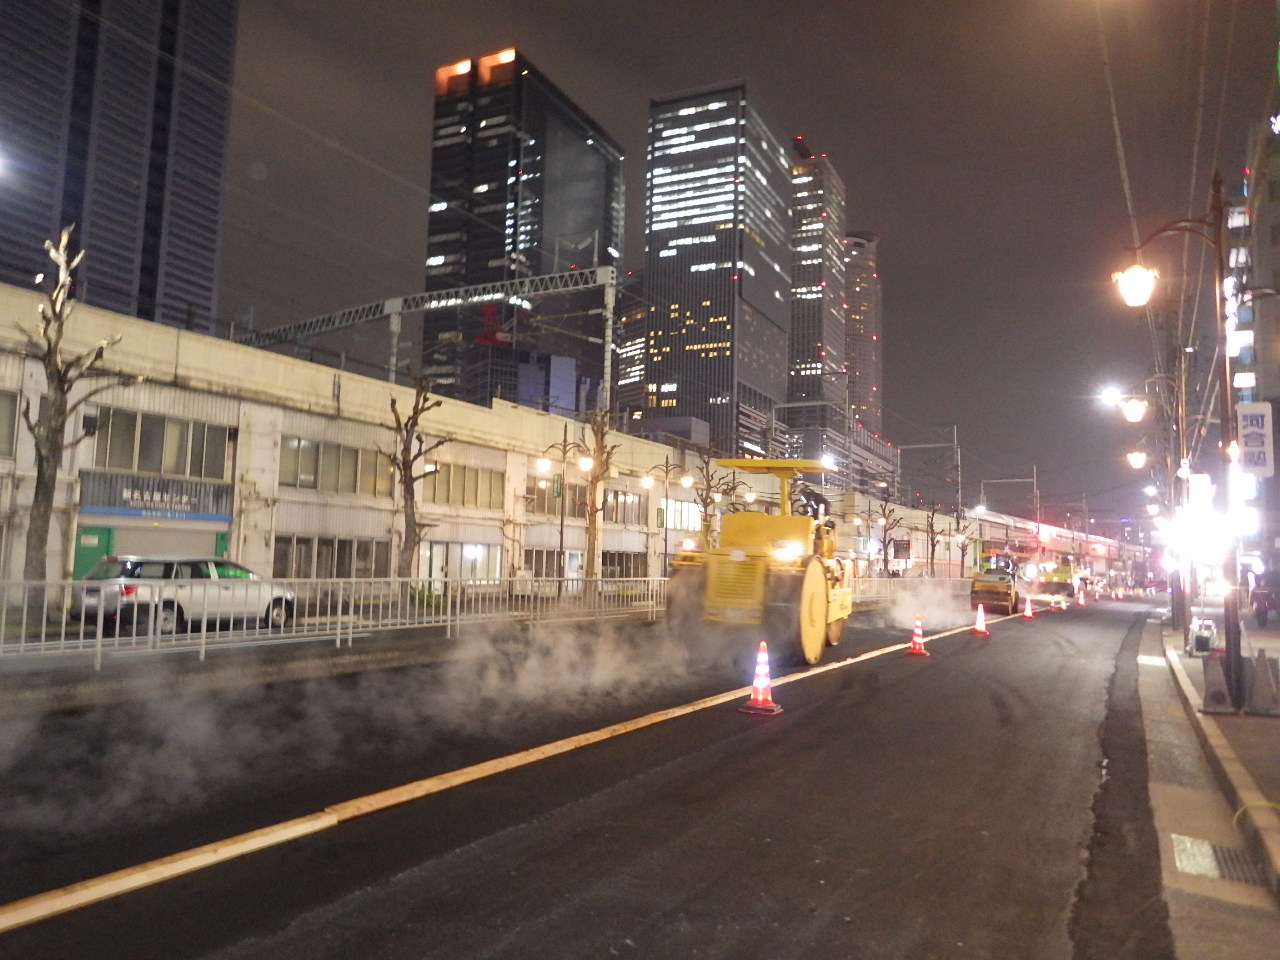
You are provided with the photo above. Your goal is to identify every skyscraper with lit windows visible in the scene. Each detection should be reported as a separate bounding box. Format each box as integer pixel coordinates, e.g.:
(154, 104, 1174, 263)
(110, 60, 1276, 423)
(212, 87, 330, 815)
(637, 82, 792, 455)
(0, 0, 237, 331)
(842, 231, 883, 437)
(776, 138, 850, 478)
(425, 49, 624, 415)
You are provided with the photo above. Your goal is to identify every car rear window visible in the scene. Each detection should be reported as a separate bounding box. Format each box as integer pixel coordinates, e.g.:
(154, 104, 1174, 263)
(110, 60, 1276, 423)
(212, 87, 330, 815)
(83, 560, 174, 580)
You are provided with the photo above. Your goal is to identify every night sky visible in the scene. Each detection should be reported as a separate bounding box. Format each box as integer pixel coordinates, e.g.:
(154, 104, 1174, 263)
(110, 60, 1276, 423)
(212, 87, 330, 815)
(217, 0, 1276, 529)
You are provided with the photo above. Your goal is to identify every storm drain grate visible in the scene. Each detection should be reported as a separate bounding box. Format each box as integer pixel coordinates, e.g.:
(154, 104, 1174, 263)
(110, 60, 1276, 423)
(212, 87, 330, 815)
(1213, 844, 1266, 886)
(1171, 834, 1266, 886)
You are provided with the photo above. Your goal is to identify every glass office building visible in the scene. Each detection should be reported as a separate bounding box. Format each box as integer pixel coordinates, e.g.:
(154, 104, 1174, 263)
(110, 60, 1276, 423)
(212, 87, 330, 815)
(0, 0, 237, 331)
(638, 83, 792, 456)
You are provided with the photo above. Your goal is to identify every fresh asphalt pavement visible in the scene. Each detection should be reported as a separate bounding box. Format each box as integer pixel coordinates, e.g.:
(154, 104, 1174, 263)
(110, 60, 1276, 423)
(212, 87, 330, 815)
(0, 597, 1277, 958)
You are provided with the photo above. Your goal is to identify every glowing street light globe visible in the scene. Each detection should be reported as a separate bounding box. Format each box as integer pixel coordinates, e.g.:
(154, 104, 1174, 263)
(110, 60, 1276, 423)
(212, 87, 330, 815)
(1126, 450, 1148, 469)
(1120, 398, 1149, 423)
(1099, 385, 1124, 407)
(1113, 264, 1159, 308)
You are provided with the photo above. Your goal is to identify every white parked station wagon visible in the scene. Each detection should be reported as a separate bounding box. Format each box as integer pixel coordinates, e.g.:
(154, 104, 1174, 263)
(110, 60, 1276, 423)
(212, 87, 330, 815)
(70, 556, 295, 636)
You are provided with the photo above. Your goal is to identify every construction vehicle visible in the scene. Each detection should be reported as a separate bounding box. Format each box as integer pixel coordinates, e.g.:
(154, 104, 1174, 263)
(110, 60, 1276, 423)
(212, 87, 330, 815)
(666, 459, 855, 666)
(1032, 557, 1078, 598)
(969, 569, 1020, 615)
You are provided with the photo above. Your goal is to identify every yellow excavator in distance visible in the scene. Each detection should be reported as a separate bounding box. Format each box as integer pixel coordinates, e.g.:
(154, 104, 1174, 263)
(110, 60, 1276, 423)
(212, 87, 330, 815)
(666, 459, 856, 666)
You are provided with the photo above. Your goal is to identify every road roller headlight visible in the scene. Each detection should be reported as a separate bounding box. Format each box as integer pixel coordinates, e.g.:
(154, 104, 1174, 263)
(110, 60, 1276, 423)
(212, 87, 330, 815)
(770, 539, 805, 563)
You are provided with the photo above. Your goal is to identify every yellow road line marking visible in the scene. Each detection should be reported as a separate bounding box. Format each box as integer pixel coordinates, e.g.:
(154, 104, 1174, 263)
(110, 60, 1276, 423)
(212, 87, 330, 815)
(0, 617, 994, 932)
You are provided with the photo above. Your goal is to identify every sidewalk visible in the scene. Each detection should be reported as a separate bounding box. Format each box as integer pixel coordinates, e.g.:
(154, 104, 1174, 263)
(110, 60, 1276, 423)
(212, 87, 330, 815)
(1159, 613, 1280, 909)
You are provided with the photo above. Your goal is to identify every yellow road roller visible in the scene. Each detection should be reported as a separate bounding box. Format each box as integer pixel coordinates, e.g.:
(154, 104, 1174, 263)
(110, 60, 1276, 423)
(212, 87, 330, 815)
(666, 459, 855, 666)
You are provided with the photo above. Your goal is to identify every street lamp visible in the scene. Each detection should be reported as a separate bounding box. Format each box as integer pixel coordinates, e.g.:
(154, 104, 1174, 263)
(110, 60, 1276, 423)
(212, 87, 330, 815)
(640, 456, 692, 574)
(1112, 168, 1243, 708)
(538, 423, 591, 592)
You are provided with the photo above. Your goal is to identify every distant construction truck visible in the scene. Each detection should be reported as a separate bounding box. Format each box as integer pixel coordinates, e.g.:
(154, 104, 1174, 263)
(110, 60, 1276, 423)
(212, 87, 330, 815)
(666, 459, 855, 666)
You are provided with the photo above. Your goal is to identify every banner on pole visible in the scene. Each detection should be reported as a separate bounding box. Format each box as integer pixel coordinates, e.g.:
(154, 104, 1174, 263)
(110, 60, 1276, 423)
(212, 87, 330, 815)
(1237, 402, 1274, 478)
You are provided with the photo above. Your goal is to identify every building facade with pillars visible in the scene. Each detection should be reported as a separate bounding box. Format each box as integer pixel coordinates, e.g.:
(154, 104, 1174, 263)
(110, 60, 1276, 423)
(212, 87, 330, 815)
(637, 82, 793, 457)
(0, 282, 683, 583)
(425, 48, 625, 417)
(0, 0, 238, 333)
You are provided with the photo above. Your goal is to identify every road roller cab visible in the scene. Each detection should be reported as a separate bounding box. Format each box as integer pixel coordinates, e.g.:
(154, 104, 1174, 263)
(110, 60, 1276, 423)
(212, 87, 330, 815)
(667, 459, 855, 666)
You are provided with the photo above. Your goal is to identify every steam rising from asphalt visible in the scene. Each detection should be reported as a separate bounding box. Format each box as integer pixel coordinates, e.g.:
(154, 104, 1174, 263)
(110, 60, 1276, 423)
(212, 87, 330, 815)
(870, 580, 973, 633)
(0, 618, 738, 840)
(0, 589, 975, 844)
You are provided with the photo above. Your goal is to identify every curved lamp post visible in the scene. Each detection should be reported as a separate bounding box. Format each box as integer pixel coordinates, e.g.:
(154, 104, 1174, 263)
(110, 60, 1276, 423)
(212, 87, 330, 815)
(641, 457, 692, 575)
(1112, 169, 1244, 709)
(537, 424, 592, 594)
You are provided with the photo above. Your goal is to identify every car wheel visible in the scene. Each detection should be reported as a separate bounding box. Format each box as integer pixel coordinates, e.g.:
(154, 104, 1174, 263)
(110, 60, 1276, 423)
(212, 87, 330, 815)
(263, 599, 293, 630)
(154, 603, 185, 636)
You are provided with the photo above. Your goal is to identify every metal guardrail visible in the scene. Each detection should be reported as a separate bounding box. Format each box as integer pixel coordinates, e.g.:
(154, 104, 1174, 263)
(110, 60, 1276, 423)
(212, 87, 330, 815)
(0, 576, 670, 671)
(0, 575, 968, 672)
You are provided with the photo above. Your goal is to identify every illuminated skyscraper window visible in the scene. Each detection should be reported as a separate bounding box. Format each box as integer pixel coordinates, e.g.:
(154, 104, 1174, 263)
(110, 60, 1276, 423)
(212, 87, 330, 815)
(636, 83, 791, 455)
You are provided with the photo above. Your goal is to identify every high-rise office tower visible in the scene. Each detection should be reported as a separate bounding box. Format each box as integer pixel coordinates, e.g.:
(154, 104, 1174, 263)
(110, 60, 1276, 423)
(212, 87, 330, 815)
(842, 231, 883, 437)
(776, 138, 850, 480)
(425, 49, 624, 415)
(638, 82, 792, 455)
(0, 0, 237, 331)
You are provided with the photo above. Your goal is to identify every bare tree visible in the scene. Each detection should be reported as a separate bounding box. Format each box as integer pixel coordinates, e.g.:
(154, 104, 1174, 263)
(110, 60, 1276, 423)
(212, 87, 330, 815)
(580, 408, 620, 581)
(955, 520, 974, 577)
(924, 502, 941, 576)
(860, 495, 904, 575)
(388, 376, 451, 578)
(689, 449, 739, 545)
(19, 226, 141, 581)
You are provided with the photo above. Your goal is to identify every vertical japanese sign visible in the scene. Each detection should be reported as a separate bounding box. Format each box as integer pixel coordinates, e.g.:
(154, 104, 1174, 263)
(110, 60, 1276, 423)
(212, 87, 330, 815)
(1236, 402, 1274, 477)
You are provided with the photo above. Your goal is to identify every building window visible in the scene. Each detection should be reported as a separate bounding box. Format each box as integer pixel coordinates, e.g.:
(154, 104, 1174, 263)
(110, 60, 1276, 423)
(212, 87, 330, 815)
(522, 548, 581, 579)
(273, 534, 391, 578)
(93, 406, 230, 480)
(602, 488, 647, 525)
(601, 551, 646, 578)
(279, 436, 392, 497)
(426, 541, 503, 580)
(420, 462, 505, 510)
(0, 391, 17, 458)
(525, 476, 588, 518)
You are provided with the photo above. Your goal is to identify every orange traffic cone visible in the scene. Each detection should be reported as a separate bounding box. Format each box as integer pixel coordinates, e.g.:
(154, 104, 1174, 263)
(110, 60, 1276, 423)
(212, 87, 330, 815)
(740, 641, 784, 715)
(1023, 596, 1034, 619)
(973, 603, 989, 636)
(907, 615, 931, 656)
(1076, 590, 1086, 606)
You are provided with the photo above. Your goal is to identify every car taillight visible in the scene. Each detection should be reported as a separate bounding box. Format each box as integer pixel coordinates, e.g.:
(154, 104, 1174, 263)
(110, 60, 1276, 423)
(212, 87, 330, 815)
(121, 585, 138, 596)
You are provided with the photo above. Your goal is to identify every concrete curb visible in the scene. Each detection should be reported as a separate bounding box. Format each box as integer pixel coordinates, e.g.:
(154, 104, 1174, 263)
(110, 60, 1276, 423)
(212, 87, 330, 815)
(1165, 642, 1280, 907)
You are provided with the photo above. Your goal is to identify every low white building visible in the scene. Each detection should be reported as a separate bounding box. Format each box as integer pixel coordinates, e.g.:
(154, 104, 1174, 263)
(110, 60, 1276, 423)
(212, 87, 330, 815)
(0, 282, 708, 583)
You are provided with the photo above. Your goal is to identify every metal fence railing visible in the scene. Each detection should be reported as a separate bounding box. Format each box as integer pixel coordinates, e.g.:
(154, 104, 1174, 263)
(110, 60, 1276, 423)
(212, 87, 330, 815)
(0, 574, 967, 672)
(0, 576, 671, 672)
